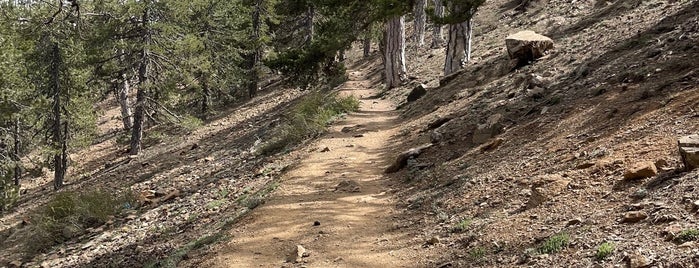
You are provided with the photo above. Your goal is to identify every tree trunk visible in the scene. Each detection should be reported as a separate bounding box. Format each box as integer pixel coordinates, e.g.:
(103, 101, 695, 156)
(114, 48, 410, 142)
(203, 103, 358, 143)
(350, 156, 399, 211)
(384, 16, 407, 89)
(12, 118, 20, 187)
(305, 5, 314, 46)
(49, 43, 66, 190)
(413, 0, 427, 47)
(444, 17, 472, 76)
(363, 32, 371, 57)
(431, 0, 445, 48)
(201, 73, 210, 117)
(130, 4, 151, 155)
(116, 68, 133, 130)
(248, 0, 262, 98)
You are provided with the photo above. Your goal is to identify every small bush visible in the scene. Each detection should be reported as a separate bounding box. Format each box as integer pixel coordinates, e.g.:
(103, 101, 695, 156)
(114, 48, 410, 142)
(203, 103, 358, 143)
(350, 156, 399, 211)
(27, 189, 136, 254)
(260, 92, 359, 155)
(537, 233, 570, 254)
(0, 169, 19, 212)
(596, 242, 614, 260)
(468, 246, 486, 261)
(676, 229, 699, 243)
(144, 130, 165, 145)
(451, 218, 472, 233)
(178, 115, 203, 132)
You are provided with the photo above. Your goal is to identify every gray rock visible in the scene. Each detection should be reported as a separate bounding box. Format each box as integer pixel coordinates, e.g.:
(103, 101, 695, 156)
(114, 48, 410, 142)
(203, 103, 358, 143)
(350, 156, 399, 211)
(505, 31, 554, 65)
(679, 135, 699, 171)
(385, 144, 433, 173)
(526, 174, 571, 209)
(473, 114, 504, 144)
(626, 252, 651, 268)
(621, 211, 648, 223)
(407, 84, 428, 102)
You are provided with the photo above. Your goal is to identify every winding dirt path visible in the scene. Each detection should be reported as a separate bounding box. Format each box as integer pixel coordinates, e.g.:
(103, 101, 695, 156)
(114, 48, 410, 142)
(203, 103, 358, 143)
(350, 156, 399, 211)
(204, 70, 417, 267)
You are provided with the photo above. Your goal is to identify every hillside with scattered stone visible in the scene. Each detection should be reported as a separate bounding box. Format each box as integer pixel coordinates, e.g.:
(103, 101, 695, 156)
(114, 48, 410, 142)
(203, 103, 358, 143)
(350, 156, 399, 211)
(1, 0, 698, 267)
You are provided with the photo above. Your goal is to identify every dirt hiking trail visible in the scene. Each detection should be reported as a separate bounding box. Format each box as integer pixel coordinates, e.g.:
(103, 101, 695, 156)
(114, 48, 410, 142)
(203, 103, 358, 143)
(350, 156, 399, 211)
(203, 69, 419, 267)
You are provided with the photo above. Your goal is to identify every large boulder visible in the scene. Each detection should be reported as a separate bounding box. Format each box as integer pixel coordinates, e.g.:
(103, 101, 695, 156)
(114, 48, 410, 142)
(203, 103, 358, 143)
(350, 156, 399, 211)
(505, 30, 554, 65)
(679, 135, 699, 171)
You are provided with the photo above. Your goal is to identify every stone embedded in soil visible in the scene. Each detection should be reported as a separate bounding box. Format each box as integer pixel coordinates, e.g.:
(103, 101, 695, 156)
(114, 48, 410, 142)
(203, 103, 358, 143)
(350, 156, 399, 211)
(473, 114, 504, 144)
(505, 30, 554, 64)
(626, 252, 651, 268)
(566, 218, 583, 226)
(621, 211, 648, 223)
(576, 162, 595, 169)
(426, 236, 440, 245)
(313, 221, 321, 226)
(679, 135, 699, 171)
(480, 138, 504, 152)
(407, 84, 427, 102)
(663, 224, 684, 241)
(623, 162, 658, 180)
(385, 143, 433, 173)
(320, 147, 330, 152)
(334, 180, 361, 193)
(526, 174, 571, 209)
(291, 245, 308, 263)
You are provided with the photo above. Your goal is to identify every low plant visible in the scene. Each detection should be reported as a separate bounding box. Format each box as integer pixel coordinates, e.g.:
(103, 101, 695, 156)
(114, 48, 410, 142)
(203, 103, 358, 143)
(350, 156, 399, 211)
(537, 233, 570, 254)
(596, 242, 614, 260)
(468, 246, 486, 261)
(676, 229, 699, 243)
(178, 115, 203, 132)
(26, 188, 136, 254)
(260, 92, 359, 155)
(451, 218, 472, 233)
(0, 170, 19, 212)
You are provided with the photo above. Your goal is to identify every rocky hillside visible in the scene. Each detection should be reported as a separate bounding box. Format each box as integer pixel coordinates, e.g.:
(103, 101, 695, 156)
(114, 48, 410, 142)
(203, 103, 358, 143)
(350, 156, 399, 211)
(383, 0, 699, 267)
(1, 0, 697, 267)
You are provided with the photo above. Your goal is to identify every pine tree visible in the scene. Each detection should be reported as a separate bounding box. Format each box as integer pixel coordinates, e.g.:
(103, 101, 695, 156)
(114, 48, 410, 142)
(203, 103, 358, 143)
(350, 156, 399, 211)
(8, 1, 98, 189)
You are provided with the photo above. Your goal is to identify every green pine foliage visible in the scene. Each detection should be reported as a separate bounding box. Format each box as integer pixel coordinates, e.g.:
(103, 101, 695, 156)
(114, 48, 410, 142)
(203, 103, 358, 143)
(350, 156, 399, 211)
(0, 0, 400, 199)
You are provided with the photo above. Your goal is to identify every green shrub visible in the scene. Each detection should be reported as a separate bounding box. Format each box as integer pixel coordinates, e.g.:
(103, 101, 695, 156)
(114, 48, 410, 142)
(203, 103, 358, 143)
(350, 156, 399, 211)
(676, 229, 699, 243)
(468, 246, 486, 261)
(537, 233, 570, 254)
(260, 92, 359, 155)
(451, 218, 472, 233)
(27, 189, 136, 254)
(178, 115, 203, 132)
(0, 169, 19, 212)
(596, 242, 614, 260)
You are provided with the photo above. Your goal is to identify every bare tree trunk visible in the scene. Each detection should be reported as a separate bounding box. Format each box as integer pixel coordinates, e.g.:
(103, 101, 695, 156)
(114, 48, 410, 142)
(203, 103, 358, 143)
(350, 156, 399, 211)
(49, 43, 66, 190)
(413, 0, 427, 47)
(466, 19, 473, 62)
(201, 73, 210, 117)
(248, 0, 262, 98)
(130, 4, 151, 155)
(384, 15, 407, 89)
(431, 0, 445, 48)
(305, 5, 314, 46)
(444, 16, 472, 75)
(13, 118, 20, 187)
(116, 68, 133, 130)
(363, 31, 371, 57)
